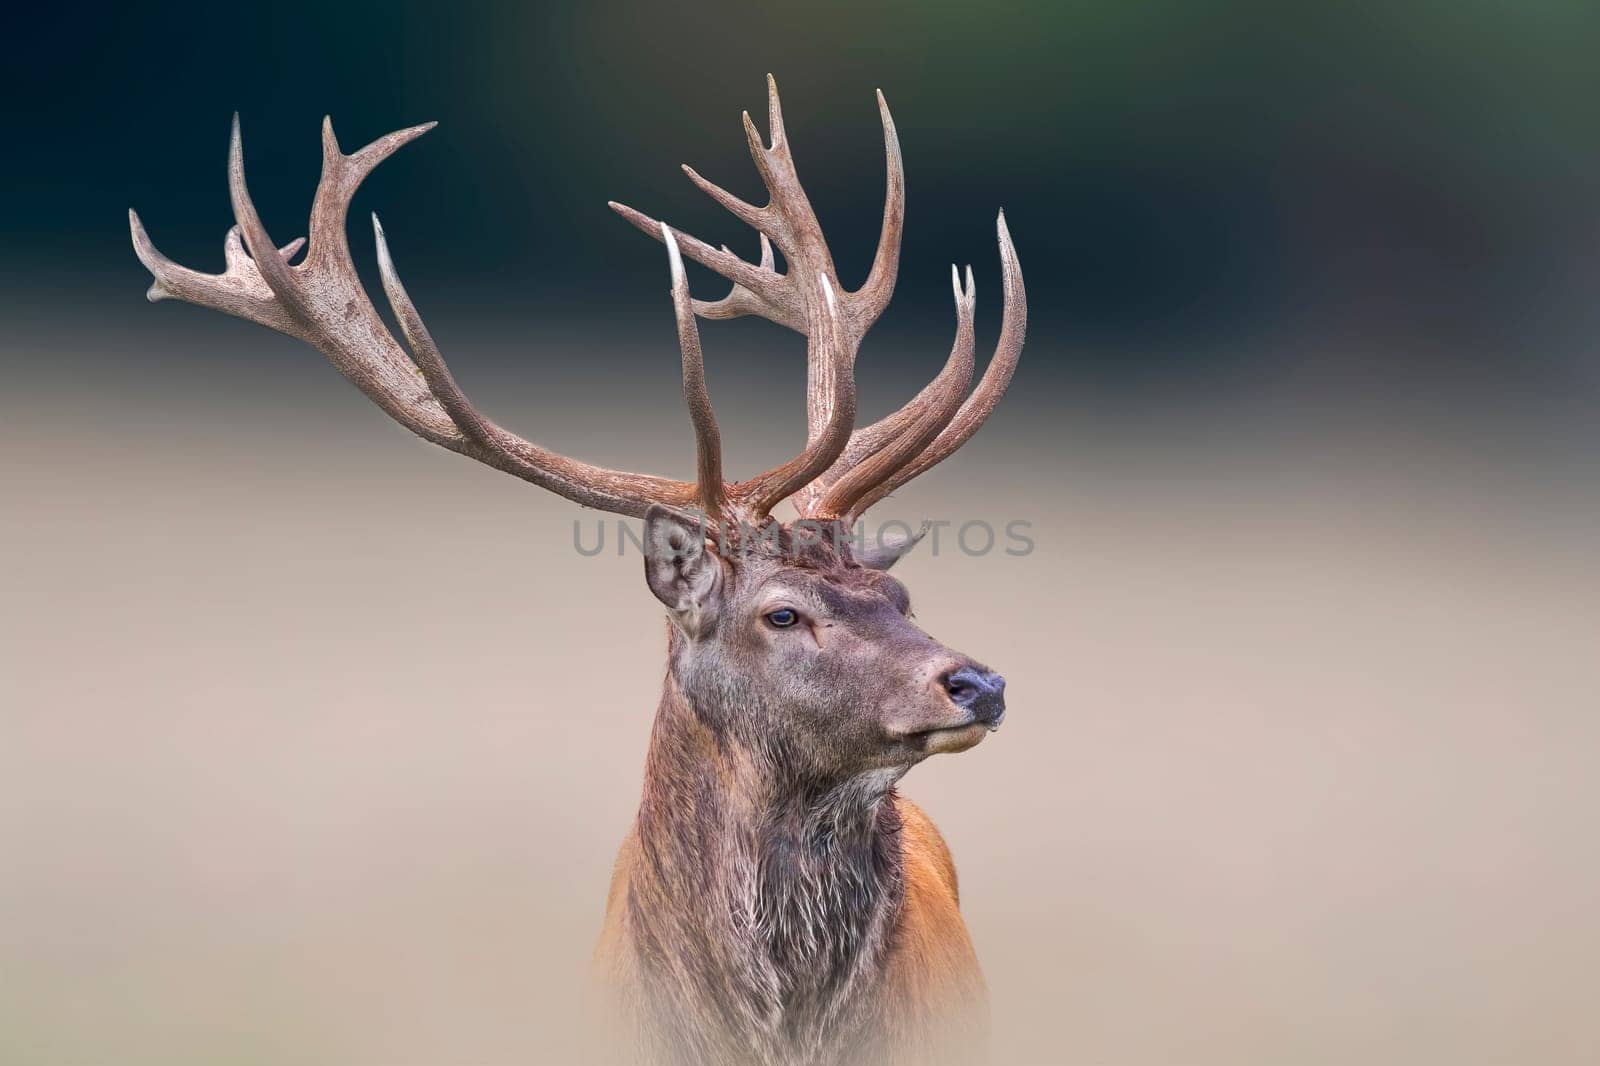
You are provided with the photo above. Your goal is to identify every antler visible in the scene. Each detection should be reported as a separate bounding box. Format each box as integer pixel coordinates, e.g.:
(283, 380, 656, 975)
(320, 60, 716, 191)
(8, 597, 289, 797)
(131, 79, 1023, 533)
(609, 75, 1026, 522)
(129, 114, 858, 524)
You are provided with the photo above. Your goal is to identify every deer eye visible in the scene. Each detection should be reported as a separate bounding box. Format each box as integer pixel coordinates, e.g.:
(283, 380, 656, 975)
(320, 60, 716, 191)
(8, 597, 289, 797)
(765, 608, 800, 629)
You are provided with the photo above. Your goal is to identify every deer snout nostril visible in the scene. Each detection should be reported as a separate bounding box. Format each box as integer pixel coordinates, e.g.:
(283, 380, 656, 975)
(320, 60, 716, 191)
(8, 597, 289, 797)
(944, 672, 976, 703)
(942, 667, 1007, 726)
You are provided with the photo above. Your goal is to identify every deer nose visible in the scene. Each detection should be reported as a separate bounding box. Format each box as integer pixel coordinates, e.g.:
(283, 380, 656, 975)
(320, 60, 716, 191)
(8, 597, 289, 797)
(942, 667, 1006, 727)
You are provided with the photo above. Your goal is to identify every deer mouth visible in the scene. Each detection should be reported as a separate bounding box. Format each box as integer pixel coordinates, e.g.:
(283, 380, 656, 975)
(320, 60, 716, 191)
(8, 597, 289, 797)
(907, 721, 992, 755)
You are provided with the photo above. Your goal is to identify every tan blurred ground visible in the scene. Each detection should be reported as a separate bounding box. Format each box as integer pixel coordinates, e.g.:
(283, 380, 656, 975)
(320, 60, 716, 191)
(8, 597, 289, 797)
(3, 338, 1597, 1064)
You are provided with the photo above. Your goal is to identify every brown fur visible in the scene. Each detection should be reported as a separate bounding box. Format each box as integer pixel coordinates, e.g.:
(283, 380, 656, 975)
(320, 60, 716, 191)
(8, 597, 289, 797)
(592, 711, 987, 1065)
(587, 515, 998, 1065)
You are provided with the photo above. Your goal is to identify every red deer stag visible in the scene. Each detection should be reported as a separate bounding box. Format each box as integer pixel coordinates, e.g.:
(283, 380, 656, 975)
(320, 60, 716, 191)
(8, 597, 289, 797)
(130, 76, 1025, 1066)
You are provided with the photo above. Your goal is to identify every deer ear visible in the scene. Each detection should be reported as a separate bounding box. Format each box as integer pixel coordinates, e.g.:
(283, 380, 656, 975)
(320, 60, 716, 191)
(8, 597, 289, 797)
(643, 505, 723, 636)
(856, 521, 931, 571)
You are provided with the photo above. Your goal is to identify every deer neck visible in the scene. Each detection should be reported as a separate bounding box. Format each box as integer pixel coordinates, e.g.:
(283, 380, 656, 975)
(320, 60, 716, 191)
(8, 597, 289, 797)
(629, 672, 906, 1058)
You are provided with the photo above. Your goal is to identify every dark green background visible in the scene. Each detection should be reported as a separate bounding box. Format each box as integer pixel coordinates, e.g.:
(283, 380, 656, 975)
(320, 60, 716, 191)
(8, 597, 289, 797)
(11, 0, 1600, 401)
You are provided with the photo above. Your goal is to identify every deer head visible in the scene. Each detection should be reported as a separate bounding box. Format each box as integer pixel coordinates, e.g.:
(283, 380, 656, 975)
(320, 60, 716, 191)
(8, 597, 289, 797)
(129, 75, 1026, 782)
(645, 508, 1008, 783)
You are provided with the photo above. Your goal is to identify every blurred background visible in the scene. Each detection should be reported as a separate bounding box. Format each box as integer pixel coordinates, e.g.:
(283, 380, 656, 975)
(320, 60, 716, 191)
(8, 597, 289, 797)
(3, 1, 1598, 1062)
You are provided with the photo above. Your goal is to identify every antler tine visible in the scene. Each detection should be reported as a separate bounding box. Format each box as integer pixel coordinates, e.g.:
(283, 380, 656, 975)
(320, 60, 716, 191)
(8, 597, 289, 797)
(841, 212, 1028, 519)
(133, 116, 708, 519)
(308, 117, 436, 273)
(853, 89, 905, 329)
(738, 74, 836, 285)
(662, 225, 727, 520)
(681, 164, 769, 234)
(764, 71, 788, 149)
(735, 276, 857, 519)
(370, 215, 694, 515)
(614, 80, 903, 336)
(607, 201, 803, 331)
(223, 225, 305, 271)
(370, 214, 500, 450)
(815, 265, 976, 519)
(226, 114, 302, 306)
(199, 114, 463, 447)
(611, 74, 842, 338)
(691, 235, 778, 322)
(130, 211, 304, 335)
(738, 82, 786, 193)
(799, 262, 975, 510)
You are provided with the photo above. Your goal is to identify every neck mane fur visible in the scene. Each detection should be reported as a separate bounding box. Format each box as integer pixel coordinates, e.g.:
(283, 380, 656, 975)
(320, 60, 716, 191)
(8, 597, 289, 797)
(628, 673, 907, 1064)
